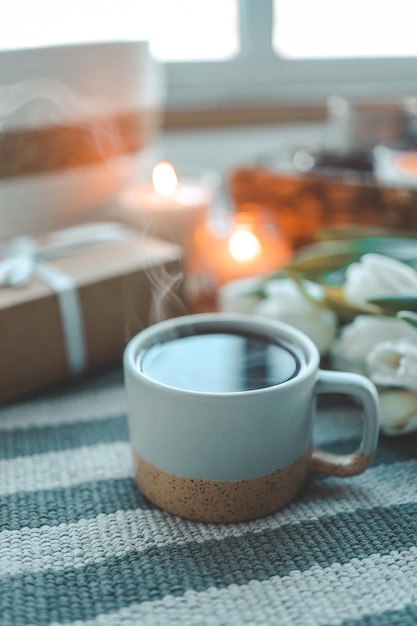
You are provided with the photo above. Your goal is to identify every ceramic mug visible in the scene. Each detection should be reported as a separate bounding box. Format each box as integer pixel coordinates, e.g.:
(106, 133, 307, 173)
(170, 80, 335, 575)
(124, 313, 379, 523)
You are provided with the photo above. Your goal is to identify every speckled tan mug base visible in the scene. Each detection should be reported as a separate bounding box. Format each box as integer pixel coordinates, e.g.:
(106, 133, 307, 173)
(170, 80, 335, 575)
(132, 447, 312, 524)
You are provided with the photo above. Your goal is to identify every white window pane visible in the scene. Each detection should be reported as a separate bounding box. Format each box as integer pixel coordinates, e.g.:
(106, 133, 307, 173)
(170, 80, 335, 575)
(149, 0, 239, 61)
(0, 0, 239, 62)
(274, 0, 417, 59)
(0, 1, 150, 50)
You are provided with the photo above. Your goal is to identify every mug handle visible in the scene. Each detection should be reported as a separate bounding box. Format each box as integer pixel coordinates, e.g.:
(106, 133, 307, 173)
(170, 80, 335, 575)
(310, 370, 380, 477)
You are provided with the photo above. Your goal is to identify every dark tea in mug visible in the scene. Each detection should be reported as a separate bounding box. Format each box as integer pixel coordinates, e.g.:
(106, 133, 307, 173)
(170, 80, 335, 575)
(138, 326, 301, 393)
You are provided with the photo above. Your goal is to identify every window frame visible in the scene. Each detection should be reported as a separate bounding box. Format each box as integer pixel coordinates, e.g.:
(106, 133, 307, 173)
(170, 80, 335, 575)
(164, 0, 417, 111)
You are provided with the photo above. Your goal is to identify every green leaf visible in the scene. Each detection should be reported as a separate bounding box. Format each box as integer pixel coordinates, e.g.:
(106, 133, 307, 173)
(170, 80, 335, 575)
(397, 310, 417, 329)
(284, 245, 362, 277)
(322, 286, 380, 321)
(368, 297, 417, 315)
(284, 237, 417, 282)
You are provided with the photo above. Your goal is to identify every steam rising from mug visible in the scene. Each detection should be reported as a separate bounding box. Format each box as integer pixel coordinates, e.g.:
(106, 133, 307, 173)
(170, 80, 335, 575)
(0, 78, 107, 130)
(146, 263, 187, 326)
(122, 237, 187, 344)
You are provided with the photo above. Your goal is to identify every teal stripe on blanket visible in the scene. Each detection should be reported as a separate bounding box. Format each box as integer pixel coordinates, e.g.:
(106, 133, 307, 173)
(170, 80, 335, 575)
(0, 478, 153, 532)
(328, 604, 417, 626)
(1, 411, 416, 468)
(1, 503, 416, 626)
(0, 415, 129, 459)
(0, 442, 414, 532)
(0, 448, 413, 532)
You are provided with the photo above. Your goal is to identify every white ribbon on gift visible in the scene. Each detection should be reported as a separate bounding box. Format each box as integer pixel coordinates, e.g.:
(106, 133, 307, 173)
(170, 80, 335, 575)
(0, 222, 136, 375)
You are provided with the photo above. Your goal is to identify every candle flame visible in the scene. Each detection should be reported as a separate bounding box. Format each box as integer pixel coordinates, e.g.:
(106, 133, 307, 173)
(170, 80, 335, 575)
(152, 161, 178, 196)
(228, 228, 261, 263)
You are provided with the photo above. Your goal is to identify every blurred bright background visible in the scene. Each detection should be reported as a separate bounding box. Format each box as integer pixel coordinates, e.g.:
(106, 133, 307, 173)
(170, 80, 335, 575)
(4, 0, 417, 58)
(2, 0, 417, 113)
(3, 0, 417, 422)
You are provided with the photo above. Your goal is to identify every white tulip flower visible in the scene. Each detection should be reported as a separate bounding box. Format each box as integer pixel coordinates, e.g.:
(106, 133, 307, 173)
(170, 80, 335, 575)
(344, 253, 417, 305)
(379, 389, 417, 434)
(253, 278, 338, 355)
(217, 276, 264, 315)
(368, 339, 417, 391)
(331, 315, 417, 374)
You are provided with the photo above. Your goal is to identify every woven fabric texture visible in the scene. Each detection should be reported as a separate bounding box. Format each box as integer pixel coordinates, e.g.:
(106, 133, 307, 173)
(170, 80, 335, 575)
(1, 368, 416, 626)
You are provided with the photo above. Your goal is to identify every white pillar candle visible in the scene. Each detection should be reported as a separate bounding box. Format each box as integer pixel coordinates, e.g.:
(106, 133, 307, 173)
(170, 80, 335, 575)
(119, 162, 220, 260)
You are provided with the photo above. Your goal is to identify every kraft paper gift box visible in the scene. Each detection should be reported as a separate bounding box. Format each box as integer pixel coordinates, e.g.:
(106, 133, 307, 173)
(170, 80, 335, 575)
(0, 225, 186, 404)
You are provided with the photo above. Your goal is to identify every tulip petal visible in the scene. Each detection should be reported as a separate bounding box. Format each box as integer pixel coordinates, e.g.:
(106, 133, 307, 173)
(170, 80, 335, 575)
(379, 389, 417, 434)
(331, 316, 417, 366)
(218, 276, 264, 314)
(254, 280, 337, 355)
(368, 340, 417, 391)
(345, 253, 417, 305)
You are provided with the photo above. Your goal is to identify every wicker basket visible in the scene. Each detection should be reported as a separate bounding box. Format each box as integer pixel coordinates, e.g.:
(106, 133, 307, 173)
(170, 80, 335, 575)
(229, 161, 417, 248)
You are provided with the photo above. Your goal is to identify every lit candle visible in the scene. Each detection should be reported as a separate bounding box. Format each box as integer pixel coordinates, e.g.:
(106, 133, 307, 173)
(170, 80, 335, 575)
(213, 212, 291, 285)
(227, 227, 262, 264)
(394, 153, 417, 177)
(188, 209, 292, 312)
(119, 161, 220, 260)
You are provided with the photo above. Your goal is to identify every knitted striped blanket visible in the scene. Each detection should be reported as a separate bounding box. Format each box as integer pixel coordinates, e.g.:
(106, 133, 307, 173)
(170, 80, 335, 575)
(1, 368, 416, 626)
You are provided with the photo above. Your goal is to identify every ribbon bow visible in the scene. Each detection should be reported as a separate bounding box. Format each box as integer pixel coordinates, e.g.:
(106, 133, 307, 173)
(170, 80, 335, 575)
(0, 222, 135, 286)
(0, 222, 136, 374)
